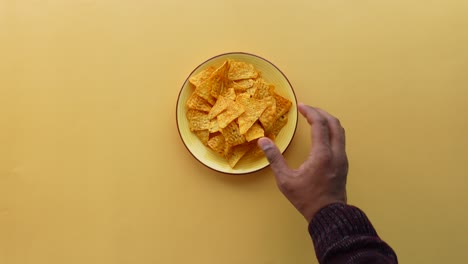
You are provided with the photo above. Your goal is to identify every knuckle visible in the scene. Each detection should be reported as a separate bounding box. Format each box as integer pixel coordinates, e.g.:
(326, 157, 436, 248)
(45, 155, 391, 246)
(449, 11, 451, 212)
(338, 160, 349, 176)
(342, 157, 349, 172)
(269, 151, 281, 162)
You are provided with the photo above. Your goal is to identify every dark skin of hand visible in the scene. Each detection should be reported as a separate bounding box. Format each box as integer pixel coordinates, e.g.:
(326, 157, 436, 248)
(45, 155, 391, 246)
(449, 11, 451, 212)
(258, 103, 348, 222)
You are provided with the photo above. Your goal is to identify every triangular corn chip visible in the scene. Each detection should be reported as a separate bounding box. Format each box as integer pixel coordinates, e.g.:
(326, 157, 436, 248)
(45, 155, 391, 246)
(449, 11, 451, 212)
(217, 101, 245, 129)
(244, 122, 265, 142)
(207, 134, 226, 156)
(194, 130, 210, 145)
(209, 119, 220, 133)
(195, 79, 217, 105)
(221, 121, 246, 146)
(237, 96, 268, 134)
(228, 60, 258, 81)
(259, 96, 277, 131)
(227, 143, 252, 168)
(221, 87, 236, 101)
(207, 95, 230, 119)
(269, 114, 288, 136)
(186, 109, 209, 131)
(253, 79, 273, 99)
(189, 66, 215, 87)
(210, 61, 229, 99)
(186, 92, 212, 112)
(273, 92, 292, 118)
(235, 79, 255, 89)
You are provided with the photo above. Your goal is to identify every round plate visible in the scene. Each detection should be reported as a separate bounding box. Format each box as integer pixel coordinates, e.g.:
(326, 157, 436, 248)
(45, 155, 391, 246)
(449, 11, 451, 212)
(176, 52, 298, 174)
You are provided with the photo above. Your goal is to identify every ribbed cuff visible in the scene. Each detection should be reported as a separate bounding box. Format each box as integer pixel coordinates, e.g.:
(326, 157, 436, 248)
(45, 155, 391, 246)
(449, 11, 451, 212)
(308, 203, 378, 262)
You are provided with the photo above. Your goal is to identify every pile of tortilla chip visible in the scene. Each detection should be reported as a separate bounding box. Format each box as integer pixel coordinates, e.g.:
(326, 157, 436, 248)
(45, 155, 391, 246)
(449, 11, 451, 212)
(186, 59, 292, 168)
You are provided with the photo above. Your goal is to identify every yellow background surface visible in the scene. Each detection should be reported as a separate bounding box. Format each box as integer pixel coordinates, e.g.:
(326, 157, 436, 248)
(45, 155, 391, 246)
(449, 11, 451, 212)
(1, 1, 467, 263)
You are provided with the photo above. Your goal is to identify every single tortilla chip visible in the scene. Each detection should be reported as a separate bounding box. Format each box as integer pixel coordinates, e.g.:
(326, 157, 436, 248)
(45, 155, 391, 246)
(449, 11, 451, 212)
(187, 109, 209, 131)
(244, 122, 264, 142)
(209, 118, 220, 133)
(235, 92, 250, 102)
(273, 92, 292, 118)
(221, 121, 246, 146)
(269, 114, 288, 136)
(237, 96, 268, 134)
(186, 92, 212, 112)
(207, 134, 226, 156)
(235, 79, 255, 89)
(227, 143, 252, 168)
(195, 79, 217, 105)
(209, 75, 225, 99)
(186, 109, 207, 120)
(228, 60, 258, 81)
(194, 130, 209, 145)
(259, 96, 277, 131)
(228, 79, 255, 93)
(210, 77, 224, 99)
(246, 86, 257, 96)
(217, 101, 245, 128)
(189, 66, 215, 87)
(221, 87, 236, 101)
(253, 79, 273, 99)
(207, 95, 230, 119)
(210, 61, 229, 99)
(266, 133, 276, 141)
(223, 142, 232, 158)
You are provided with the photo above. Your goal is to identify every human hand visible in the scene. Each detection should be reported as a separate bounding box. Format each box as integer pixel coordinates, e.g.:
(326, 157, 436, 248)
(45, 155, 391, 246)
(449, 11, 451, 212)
(258, 103, 348, 223)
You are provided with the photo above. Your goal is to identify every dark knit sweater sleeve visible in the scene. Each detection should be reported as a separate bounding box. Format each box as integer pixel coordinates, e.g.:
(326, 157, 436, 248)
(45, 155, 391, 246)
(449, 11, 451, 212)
(308, 203, 398, 264)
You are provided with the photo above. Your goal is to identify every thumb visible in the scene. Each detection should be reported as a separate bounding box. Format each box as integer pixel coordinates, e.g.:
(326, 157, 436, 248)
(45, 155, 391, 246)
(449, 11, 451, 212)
(258, 137, 290, 176)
